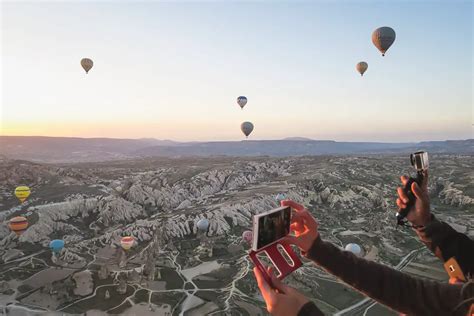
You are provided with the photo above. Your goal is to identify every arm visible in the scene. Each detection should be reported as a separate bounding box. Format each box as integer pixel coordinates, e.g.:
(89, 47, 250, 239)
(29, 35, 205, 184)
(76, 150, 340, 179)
(414, 215, 474, 277)
(280, 200, 467, 316)
(396, 174, 474, 277)
(305, 234, 464, 315)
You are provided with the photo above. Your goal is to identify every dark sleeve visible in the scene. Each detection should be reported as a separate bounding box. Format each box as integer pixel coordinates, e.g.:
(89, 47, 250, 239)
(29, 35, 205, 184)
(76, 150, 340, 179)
(304, 235, 465, 315)
(297, 302, 324, 316)
(414, 215, 474, 277)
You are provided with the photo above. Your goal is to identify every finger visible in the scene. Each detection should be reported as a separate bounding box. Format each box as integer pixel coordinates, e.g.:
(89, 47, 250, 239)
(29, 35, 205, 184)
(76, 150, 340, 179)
(281, 200, 305, 212)
(268, 267, 289, 294)
(281, 235, 302, 248)
(253, 267, 276, 303)
(396, 198, 407, 209)
(290, 221, 304, 233)
(411, 182, 424, 201)
(290, 213, 305, 228)
(400, 175, 409, 186)
(397, 187, 409, 203)
(300, 210, 318, 230)
(421, 170, 429, 189)
(291, 209, 315, 230)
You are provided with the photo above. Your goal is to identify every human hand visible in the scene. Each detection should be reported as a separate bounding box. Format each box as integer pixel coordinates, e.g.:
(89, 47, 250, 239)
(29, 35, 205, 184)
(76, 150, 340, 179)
(396, 171, 431, 227)
(280, 200, 319, 253)
(254, 266, 309, 316)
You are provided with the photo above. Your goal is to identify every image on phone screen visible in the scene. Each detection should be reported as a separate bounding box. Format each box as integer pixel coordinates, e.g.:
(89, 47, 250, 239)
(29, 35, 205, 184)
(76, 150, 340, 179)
(256, 206, 291, 250)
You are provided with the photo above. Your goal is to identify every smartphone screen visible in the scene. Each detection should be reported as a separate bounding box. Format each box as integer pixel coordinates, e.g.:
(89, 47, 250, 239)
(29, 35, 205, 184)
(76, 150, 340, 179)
(255, 206, 291, 250)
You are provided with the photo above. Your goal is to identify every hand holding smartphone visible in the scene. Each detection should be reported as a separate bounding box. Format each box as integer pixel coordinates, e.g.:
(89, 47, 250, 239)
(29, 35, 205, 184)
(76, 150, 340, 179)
(249, 206, 302, 285)
(252, 206, 292, 251)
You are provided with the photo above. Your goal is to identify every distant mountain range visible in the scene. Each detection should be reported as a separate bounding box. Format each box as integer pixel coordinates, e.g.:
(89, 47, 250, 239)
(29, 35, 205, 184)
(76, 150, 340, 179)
(1, 136, 472, 163)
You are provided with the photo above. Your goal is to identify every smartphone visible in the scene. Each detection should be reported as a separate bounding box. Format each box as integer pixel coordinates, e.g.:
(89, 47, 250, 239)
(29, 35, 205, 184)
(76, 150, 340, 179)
(444, 257, 466, 282)
(252, 206, 291, 251)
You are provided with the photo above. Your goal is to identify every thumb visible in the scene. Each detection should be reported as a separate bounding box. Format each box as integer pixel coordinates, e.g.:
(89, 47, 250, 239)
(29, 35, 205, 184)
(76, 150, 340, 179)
(411, 182, 424, 201)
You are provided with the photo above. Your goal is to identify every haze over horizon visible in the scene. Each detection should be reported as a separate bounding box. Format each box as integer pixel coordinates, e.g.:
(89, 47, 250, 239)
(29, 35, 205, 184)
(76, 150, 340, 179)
(2, 1, 473, 142)
(0, 134, 472, 144)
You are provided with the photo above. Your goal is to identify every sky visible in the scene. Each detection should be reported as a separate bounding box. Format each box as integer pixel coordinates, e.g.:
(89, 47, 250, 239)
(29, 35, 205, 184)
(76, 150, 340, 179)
(1, 0, 472, 142)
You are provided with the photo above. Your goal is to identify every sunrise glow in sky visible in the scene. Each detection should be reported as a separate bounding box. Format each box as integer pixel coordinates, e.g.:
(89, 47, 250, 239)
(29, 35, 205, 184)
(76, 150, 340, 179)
(1, 1, 472, 141)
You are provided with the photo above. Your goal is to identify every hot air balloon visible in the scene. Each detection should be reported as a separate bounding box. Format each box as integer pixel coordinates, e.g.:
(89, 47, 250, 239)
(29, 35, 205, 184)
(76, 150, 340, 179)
(8, 216, 28, 236)
(242, 230, 253, 243)
(197, 218, 210, 232)
(356, 62, 368, 76)
(237, 96, 247, 109)
(240, 122, 254, 138)
(121, 236, 135, 251)
(345, 243, 363, 257)
(372, 27, 396, 56)
(14, 186, 31, 203)
(50, 239, 65, 255)
(81, 58, 94, 74)
(275, 193, 286, 203)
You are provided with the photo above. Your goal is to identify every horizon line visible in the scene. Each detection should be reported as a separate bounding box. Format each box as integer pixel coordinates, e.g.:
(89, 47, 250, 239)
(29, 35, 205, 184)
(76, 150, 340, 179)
(0, 134, 472, 144)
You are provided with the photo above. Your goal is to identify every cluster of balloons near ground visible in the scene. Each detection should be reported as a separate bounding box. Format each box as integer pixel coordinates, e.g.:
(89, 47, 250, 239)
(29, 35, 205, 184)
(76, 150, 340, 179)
(8, 186, 137, 253)
(356, 26, 396, 76)
(10, 187, 363, 257)
(78, 27, 395, 138)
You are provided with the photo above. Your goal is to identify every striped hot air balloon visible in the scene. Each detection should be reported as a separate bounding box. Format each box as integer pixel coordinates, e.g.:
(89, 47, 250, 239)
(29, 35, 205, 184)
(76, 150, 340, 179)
(121, 236, 135, 251)
(8, 216, 29, 236)
(14, 186, 31, 203)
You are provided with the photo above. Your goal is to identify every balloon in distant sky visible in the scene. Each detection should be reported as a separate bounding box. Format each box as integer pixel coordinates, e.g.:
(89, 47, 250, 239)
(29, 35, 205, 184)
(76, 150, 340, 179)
(242, 230, 253, 243)
(8, 216, 28, 236)
(240, 122, 254, 138)
(81, 58, 94, 74)
(345, 243, 363, 257)
(372, 27, 396, 56)
(50, 239, 65, 254)
(356, 62, 368, 76)
(237, 96, 247, 109)
(121, 236, 135, 251)
(197, 218, 210, 232)
(14, 186, 31, 203)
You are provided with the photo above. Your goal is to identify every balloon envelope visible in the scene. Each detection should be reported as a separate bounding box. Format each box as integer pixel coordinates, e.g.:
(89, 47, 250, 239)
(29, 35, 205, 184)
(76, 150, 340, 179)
(240, 122, 254, 138)
(15, 186, 31, 203)
(242, 230, 253, 243)
(197, 218, 210, 232)
(50, 239, 65, 254)
(81, 58, 94, 74)
(121, 236, 135, 251)
(237, 96, 247, 109)
(372, 27, 396, 56)
(8, 216, 28, 236)
(345, 243, 362, 257)
(356, 62, 368, 76)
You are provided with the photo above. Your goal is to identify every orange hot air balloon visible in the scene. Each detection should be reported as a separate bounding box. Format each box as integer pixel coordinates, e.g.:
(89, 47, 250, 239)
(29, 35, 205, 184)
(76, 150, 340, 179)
(8, 216, 29, 236)
(121, 236, 135, 251)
